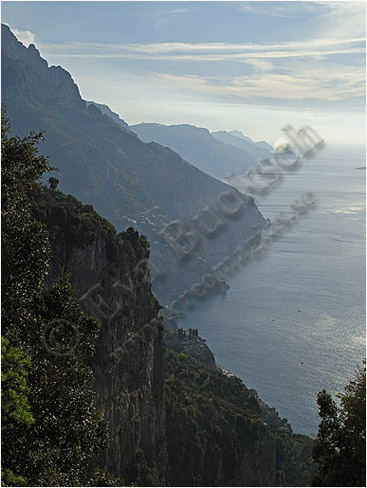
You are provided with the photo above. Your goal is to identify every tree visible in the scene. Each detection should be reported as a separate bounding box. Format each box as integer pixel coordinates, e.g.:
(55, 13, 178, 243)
(1, 109, 52, 344)
(48, 176, 59, 191)
(22, 275, 109, 486)
(2, 109, 52, 484)
(1, 111, 119, 486)
(311, 362, 366, 486)
(1, 338, 34, 486)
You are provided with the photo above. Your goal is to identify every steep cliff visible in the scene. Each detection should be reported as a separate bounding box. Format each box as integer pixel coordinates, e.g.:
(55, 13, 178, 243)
(33, 191, 166, 485)
(32, 190, 314, 487)
(165, 351, 276, 486)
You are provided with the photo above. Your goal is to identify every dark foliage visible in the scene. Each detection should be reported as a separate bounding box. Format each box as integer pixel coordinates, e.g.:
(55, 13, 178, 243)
(165, 350, 315, 486)
(311, 362, 366, 487)
(1, 108, 52, 345)
(1, 112, 120, 486)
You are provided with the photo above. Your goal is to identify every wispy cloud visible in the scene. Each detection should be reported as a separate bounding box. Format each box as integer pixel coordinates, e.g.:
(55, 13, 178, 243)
(154, 7, 190, 27)
(38, 35, 365, 108)
(237, 1, 316, 18)
(31, 2, 365, 112)
(237, 0, 366, 39)
(319, 1, 366, 40)
(39, 36, 365, 57)
(39, 37, 365, 68)
(150, 64, 365, 103)
(41, 48, 364, 62)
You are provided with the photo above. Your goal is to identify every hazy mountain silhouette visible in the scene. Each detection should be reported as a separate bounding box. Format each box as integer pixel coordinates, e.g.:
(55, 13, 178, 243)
(212, 130, 273, 161)
(2, 23, 266, 304)
(131, 122, 257, 180)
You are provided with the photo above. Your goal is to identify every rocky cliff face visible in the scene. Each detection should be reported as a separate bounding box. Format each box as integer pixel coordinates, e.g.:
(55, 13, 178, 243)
(34, 192, 166, 485)
(165, 328, 216, 369)
(232, 426, 276, 487)
(33, 192, 313, 487)
(1, 29, 84, 111)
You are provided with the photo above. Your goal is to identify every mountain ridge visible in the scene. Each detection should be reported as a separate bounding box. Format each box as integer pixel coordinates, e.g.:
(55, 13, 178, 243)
(1, 23, 266, 306)
(228, 130, 274, 152)
(212, 130, 273, 161)
(86, 100, 131, 132)
(130, 121, 257, 180)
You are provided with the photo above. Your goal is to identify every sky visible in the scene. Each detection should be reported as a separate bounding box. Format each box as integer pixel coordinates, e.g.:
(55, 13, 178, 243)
(1, 1, 366, 146)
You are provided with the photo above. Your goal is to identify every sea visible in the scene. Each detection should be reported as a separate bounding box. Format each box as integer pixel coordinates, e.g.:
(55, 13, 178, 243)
(179, 144, 366, 435)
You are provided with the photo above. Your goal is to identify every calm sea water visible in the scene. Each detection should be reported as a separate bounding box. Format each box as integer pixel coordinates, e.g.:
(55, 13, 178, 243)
(179, 144, 366, 435)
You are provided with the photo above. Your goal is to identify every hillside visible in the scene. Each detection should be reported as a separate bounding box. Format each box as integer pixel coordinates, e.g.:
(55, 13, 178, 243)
(165, 351, 315, 487)
(229, 130, 274, 152)
(212, 130, 272, 161)
(86, 100, 131, 132)
(131, 122, 256, 180)
(35, 184, 314, 487)
(1, 24, 266, 306)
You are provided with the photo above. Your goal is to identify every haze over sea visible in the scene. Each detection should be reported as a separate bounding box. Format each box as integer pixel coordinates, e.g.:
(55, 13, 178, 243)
(180, 144, 365, 435)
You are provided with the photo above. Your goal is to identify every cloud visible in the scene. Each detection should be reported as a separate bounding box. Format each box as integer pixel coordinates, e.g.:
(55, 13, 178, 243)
(319, 1, 366, 40)
(32, 1, 364, 112)
(245, 59, 274, 71)
(237, 1, 312, 18)
(237, 0, 366, 40)
(39, 36, 365, 56)
(38, 34, 364, 109)
(12, 28, 35, 47)
(149, 63, 365, 103)
(42, 47, 364, 62)
(39, 37, 365, 66)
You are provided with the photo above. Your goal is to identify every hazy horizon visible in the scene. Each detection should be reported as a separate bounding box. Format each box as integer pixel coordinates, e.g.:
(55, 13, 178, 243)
(2, 1, 366, 147)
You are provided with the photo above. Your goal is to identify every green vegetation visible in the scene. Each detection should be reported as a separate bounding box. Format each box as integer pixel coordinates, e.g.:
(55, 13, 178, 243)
(270, 428, 315, 486)
(33, 190, 150, 266)
(311, 362, 366, 487)
(48, 176, 59, 191)
(1, 110, 52, 345)
(165, 350, 315, 486)
(1, 112, 120, 486)
(1, 338, 34, 486)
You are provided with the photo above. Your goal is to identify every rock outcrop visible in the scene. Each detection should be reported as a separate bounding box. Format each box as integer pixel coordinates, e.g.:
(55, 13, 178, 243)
(165, 328, 216, 369)
(34, 192, 166, 485)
